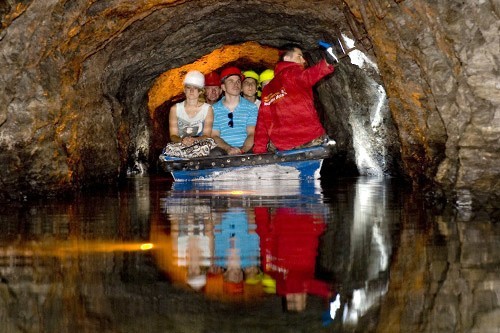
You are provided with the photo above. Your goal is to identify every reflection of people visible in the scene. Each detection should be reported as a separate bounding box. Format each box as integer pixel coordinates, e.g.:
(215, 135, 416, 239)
(211, 67, 258, 155)
(174, 208, 211, 290)
(155, 203, 212, 291)
(186, 235, 207, 290)
(204, 71, 222, 105)
(255, 206, 332, 312)
(253, 43, 335, 154)
(214, 209, 260, 293)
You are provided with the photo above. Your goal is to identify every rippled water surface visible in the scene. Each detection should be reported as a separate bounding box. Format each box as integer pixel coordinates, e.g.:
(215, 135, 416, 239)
(0, 176, 498, 333)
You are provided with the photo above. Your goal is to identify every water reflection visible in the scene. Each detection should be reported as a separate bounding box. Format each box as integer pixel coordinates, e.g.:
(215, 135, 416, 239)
(0, 176, 498, 332)
(331, 177, 393, 326)
(152, 177, 404, 323)
(255, 206, 331, 312)
(152, 179, 331, 306)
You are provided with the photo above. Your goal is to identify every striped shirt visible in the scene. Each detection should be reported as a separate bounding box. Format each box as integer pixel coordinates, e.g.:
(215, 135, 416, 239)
(212, 97, 258, 147)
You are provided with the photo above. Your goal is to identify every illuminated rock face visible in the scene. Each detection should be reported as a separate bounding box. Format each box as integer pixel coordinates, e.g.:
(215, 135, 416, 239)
(0, 0, 498, 204)
(342, 0, 499, 206)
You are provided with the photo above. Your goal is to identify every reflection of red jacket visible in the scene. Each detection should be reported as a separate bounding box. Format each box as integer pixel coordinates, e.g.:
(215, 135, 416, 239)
(253, 60, 334, 153)
(255, 207, 330, 297)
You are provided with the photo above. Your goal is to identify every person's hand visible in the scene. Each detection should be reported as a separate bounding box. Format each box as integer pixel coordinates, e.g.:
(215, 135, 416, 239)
(227, 147, 242, 155)
(318, 40, 338, 65)
(181, 137, 196, 146)
(324, 50, 338, 65)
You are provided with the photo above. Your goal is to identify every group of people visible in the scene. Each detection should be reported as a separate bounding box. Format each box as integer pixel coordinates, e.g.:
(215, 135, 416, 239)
(165, 43, 336, 158)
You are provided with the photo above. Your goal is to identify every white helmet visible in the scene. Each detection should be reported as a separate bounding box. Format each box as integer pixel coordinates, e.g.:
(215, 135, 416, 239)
(183, 70, 205, 88)
(187, 274, 206, 290)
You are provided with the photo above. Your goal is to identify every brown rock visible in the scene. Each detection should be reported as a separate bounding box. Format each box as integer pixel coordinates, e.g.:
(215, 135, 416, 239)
(0, 0, 497, 206)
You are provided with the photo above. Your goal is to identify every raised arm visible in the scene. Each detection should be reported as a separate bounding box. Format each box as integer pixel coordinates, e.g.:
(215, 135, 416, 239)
(298, 59, 334, 87)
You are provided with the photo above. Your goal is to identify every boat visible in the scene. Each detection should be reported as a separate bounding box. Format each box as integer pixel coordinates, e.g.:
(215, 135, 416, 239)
(158, 139, 337, 181)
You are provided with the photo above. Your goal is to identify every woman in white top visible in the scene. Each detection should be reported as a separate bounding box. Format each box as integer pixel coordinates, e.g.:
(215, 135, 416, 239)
(169, 70, 214, 147)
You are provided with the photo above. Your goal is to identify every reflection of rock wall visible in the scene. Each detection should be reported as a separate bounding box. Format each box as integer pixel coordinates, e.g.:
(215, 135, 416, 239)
(0, 177, 154, 331)
(377, 203, 500, 332)
(425, 210, 500, 333)
(319, 177, 397, 327)
(0, 239, 137, 332)
(320, 178, 499, 331)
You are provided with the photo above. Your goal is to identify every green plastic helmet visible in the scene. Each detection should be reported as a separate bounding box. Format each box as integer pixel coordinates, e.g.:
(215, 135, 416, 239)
(242, 70, 259, 82)
(259, 69, 275, 84)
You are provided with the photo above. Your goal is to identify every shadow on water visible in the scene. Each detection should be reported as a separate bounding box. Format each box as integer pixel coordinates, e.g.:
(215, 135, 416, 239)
(0, 175, 498, 332)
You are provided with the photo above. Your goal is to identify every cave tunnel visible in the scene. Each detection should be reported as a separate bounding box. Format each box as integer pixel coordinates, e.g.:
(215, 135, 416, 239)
(79, 1, 399, 179)
(0, 1, 498, 205)
(146, 39, 394, 180)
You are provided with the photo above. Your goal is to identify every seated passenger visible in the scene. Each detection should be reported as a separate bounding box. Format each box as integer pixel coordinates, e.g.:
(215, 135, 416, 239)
(259, 69, 274, 90)
(242, 70, 261, 107)
(211, 67, 258, 155)
(204, 71, 222, 105)
(256, 69, 274, 98)
(163, 70, 216, 158)
(253, 43, 335, 154)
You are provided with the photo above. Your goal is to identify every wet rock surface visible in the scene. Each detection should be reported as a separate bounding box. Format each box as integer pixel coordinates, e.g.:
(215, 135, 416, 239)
(342, 0, 499, 206)
(0, 0, 498, 205)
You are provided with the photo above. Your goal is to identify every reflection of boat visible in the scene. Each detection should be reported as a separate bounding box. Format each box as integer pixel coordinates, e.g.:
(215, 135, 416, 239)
(171, 178, 322, 199)
(158, 141, 336, 181)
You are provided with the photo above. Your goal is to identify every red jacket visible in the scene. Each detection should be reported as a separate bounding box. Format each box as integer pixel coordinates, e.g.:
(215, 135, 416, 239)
(253, 59, 334, 153)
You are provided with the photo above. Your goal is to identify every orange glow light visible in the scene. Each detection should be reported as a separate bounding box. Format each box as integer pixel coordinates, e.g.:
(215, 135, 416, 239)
(140, 243, 154, 250)
(148, 41, 279, 117)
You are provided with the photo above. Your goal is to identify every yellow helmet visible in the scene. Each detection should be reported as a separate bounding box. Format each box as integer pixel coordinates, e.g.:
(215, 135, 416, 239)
(242, 70, 259, 82)
(259, 69, 274, 84)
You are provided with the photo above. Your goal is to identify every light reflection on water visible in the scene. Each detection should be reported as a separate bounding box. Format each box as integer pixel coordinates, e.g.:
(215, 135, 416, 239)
(0, 176, 498, 333)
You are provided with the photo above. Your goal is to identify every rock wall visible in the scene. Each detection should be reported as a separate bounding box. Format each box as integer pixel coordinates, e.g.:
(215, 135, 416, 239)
(343, 0, 499, 205)
(0, 0, 498, 205)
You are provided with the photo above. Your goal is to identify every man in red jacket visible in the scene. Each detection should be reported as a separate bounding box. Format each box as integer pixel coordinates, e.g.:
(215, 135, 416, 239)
(253, 43, 335, 154)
